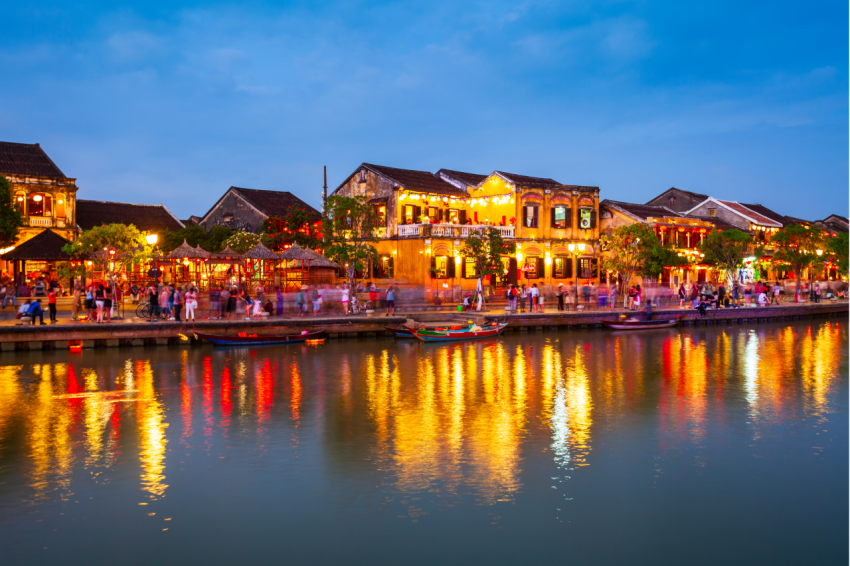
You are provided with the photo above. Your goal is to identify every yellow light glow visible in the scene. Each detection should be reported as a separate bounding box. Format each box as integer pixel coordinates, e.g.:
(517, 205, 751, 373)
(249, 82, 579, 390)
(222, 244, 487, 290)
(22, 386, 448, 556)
(145, 234, 158, 245)
(33, 195, 42, 202)
(568, 243, 576, 252)
(578, 243, 586, 252)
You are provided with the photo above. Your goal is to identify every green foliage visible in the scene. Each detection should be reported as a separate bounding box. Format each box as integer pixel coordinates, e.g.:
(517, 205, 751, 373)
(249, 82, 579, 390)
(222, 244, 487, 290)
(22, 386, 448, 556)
(161, 225, 234, 253)
(0, 175, 24, 248)
(222, 230, 261, 254)
(825, 232, 848, 277)
(772, 224, 826, 292)
(262, 207, 321, 251)
(698, 229, 755, 285)
(459, 227, 516, 282)
(601, 223, 660, 303)
(59, 223, 154, 283)
(644, 242, 690, 278)
(322, 195, 378, 290)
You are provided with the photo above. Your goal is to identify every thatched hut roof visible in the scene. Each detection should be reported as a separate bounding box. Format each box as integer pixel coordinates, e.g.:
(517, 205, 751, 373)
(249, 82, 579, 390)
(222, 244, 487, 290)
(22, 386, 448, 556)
(194, 245, 210, 258)
(169, 239, 207, 259)
(242, 241, 280, 260)
(278, 243, 316, 261)
(211, 246, 242, 259)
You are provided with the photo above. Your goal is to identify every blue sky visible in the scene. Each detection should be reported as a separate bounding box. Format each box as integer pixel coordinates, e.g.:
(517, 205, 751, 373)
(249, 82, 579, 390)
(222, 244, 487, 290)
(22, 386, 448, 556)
(1, 1, 846, 221)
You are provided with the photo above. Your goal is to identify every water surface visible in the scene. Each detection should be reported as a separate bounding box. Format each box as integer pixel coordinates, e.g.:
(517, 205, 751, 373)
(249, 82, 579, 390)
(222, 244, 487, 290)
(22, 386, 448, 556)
(0, 320, 846, 565)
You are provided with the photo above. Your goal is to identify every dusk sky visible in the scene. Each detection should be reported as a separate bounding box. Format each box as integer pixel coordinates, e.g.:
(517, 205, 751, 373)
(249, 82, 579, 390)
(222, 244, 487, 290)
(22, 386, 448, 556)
(1, 1, 846, 221)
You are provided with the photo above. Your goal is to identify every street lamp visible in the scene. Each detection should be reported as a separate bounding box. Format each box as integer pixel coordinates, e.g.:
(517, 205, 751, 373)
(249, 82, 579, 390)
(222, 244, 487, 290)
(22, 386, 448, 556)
(146, 233, 158, 246)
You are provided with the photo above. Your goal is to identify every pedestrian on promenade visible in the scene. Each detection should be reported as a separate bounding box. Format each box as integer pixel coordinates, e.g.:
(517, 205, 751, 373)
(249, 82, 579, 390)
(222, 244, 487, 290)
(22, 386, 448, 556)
(94, 284, 105, 323)
(678, 283, 686, 308)
(627, 286, 635, 310)
(27, 299, 47, 325)
(296, 287, 306, 317)
(509, 284, 518, 312)
(86, 286, 95, 320)
(311, 286, 320, 316)
(717, 284, 726, 308)
(104, 285, 113, 322)
(537, 286, 545, 313)
(386, 285, 395, 316)
(219, 287, 230, 320)
(530, 284, 539, 313)
(519, 285, 527, 313)
(71, 284, 81, 321)
(146, 283, 158, 321)
(160, 286, 170, 319)
(773, 282, 781, 305)
(0, 282, 7, 309)
(172, 286, 183, 322)
(814, 282, 821, 303)
(185, 287, 197, 321)
(275, 286, 284, 316)
(242, 291, 254, 321)
(47, 287, 57, 323)
(342, 284, 350, 314)
(610, 283, 618, 311)
(209, 286, 220, 319)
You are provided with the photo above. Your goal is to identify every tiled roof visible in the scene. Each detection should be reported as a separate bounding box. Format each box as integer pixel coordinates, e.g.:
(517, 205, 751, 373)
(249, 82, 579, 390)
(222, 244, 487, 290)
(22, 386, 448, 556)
(364, 164, 468, 197)
(740, 203, 792, 227)
(0, 142, 66, 178)
(76, 200, 184, 233)
(824, 214, 848, 224)
(231, 187, 321, 219)
(494, 171, 561, 186)
(668, 187, 708, 201)
(716, 200, 782, 227)
(602, 199, 681, 221)
(784, 216, 811, 226)
(1, 229, 72, 261)
(437, 169, 489, 188)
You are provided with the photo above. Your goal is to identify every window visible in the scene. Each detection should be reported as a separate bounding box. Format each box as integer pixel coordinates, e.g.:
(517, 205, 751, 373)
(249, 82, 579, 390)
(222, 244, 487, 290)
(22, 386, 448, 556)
(14, 193, 25, 213)
(580, 258, 592, 279)
(553, 257, 572, 278)
(463, 257, 477, 279)
(27, 194, 51, 217)
(579, 208, 591, 229)
(427, 206, 441, 222)
(524, 257, 540, 279)
(403, 205, 420, 224)
(523, 205, 539, 228)
(374, 205, 387, 226)
(448, 209, 460, 224)
(375, 255, 394, 278)
(56, 196, 66, 218)
(552, 206, 569, 229)
(708, 209, 716, 217)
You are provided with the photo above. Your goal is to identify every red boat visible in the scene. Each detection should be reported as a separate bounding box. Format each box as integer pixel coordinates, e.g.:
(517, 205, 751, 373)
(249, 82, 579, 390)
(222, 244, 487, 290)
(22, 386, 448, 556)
(195, 329, 326, 346)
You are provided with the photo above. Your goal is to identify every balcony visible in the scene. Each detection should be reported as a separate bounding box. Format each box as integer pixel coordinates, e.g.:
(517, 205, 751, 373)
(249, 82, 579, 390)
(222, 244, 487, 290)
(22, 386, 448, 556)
(397, 223, 515, 239)
(28, 217, 53, 228)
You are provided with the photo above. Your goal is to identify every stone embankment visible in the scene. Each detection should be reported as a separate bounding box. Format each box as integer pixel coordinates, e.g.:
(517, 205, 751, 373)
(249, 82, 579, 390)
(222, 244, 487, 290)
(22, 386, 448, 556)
(0, 302, 845, 352)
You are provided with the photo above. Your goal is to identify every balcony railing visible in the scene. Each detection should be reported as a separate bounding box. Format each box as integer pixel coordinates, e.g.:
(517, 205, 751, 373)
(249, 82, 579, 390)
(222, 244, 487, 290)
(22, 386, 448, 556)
(397, 223, 515, 239)
(28, 217, 53, 227)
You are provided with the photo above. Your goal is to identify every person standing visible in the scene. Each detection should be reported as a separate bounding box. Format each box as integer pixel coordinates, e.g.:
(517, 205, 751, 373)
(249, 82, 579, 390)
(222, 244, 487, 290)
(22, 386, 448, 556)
(172, 286, 183, 322)
(296, 287, 306, 317)
(537, 286, 545, 313)
(519, 285, 527, 313)
(717, 284, 726, 308)
(209, 286, 220, 320)
(773, 282, 781, 305)
(530, 283, 539, 312)
(94, 284, 106, 323)
(610, 283, 618, 311)
(814, 282, 821, 303)
(71, 284, 81, 321)
(220, 287, 230, 320)
(311, 286, 320, 316)
(678, 283, 686, 308)
(185, 287, 197, 321)
(386, 285, 395, 316)
(47, 287, 57, 323)
(341, 284, 350, 314)
(557, 283, 564, 311)
(242, 291, 254, 321)
(103, 285, 113, 322)
(275, 286, 284, 316)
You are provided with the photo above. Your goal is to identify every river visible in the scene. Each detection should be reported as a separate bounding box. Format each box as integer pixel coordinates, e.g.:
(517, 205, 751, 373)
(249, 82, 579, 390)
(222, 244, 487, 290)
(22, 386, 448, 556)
(0, 320, 846, 565)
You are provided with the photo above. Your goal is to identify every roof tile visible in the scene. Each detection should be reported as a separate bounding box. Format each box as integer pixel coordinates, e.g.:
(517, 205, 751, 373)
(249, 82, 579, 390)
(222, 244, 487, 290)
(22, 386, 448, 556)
(0, 142, 66, 178)
(76, 200, 184, 233)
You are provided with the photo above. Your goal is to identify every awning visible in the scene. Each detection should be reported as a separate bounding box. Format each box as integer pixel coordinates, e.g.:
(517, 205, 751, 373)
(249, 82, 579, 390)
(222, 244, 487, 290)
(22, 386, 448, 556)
(1, 230, 73, 261)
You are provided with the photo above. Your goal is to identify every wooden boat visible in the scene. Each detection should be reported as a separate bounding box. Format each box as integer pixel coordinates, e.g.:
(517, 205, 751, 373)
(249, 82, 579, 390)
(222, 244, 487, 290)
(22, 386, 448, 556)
(602, 317, 679, 330)
(195, 329, 326, 346)
(385, 323, 465, 338)
(413, 322, 508, 342)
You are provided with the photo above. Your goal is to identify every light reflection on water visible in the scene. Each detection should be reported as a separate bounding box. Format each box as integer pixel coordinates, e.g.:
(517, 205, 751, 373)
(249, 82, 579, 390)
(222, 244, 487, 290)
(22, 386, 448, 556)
(0, 320, 846, 565)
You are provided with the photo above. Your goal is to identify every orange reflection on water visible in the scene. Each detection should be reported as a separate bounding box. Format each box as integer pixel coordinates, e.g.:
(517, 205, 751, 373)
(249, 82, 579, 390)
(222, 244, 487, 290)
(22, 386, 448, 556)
(134, 360, 168, 499)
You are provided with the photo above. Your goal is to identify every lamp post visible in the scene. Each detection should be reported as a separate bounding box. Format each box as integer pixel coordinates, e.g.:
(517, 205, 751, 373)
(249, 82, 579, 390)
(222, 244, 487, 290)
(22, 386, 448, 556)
(145, 234, 159, 321)
(810, 249, 824, 301)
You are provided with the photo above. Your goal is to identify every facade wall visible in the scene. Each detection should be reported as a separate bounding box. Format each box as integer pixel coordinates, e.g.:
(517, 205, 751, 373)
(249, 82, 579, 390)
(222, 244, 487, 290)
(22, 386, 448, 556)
(5, 173, 78, 245)
(687, 201, 749, 230)
(201, 192, 267, 233)
(334, 169, 398, 236)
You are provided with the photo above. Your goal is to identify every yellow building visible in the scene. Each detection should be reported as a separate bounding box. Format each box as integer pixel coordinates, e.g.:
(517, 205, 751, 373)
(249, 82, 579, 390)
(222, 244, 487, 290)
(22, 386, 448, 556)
(331, 163, 600, 299)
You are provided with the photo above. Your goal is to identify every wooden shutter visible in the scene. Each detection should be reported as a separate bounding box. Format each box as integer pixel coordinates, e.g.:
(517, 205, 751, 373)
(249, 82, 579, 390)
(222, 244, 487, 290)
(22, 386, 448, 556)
(414, 206, 421, 221)
(447, 258, 455, 278)
(590, 210, 597, 228)
(550, 207, 556, 229)
(537, 257, 544, 279)
(459, 210, 467, 224)
(430, 256, 436, 277)
(438, 209, 444, 222)
(565, 258, 573, 278)
(522, 206, 528, 227)
(591, 258, 599, 278)
(565, 208, 572, 228)
(388, 257, 394, 278)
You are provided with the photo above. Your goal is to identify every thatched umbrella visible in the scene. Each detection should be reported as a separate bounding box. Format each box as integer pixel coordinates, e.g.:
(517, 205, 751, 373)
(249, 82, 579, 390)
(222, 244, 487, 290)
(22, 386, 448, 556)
(243, 241, 279, 260)
(168, 239, 208, 284)
(278, 243, 338, 289)
(243, 242, 280, 290)
(208, 246, 244, 288)
(277, 242, 315, 261)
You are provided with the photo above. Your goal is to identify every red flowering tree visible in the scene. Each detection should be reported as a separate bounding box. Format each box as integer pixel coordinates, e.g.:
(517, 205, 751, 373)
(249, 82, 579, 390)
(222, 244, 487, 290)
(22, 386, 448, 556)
(262, 207, 322, 251)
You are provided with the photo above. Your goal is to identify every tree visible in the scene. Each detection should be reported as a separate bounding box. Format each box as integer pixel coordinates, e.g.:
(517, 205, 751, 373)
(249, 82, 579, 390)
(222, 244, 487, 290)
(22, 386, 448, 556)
(601, 223, 659, 307)
(161, 224, 234, 253)
(262, 207, 322, 251)
(322, 195, 378, 307)
(222, 230, 261, 254)
(459, 227, 516, 308)
(825, 232, 849, 277)
(644, 242, 690, 279)
(771, 225, 826, 300)
(60, 223, 156, 288)
(698, 229, 755, 287)
(0, 175, 24, 248)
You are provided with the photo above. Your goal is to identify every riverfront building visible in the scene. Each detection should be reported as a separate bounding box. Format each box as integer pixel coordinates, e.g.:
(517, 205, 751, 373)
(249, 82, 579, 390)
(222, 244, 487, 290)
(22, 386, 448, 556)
(331, 163, 601, 298)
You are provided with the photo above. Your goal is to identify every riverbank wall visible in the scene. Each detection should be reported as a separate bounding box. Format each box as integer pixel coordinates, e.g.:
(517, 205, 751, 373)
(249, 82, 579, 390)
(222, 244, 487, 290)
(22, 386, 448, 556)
(0, 302, 846, 352)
